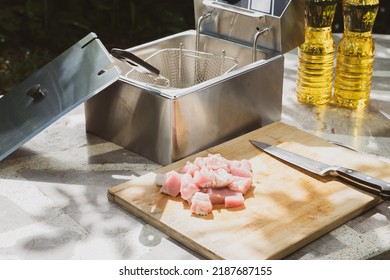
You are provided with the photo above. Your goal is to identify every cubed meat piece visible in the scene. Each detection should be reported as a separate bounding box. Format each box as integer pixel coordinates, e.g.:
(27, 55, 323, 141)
(229, 159, 253, 178)
(190, 192, 213, 216)
(208, 188, 243, 205)
(193, 156, 207, 168)
(193, 166, 214, 188)
(180, 161, 200, 176)
(205, 154, 229, 171)
(228, 176, 252, 195)
(160, 170, 181, 197)
(213, 168, 233, 188)
(180, 173, 200, 201)
(225, 193, 244, 208)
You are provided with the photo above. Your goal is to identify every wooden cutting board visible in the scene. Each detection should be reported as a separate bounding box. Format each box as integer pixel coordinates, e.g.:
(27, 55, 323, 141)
(108, 122, 389, 259)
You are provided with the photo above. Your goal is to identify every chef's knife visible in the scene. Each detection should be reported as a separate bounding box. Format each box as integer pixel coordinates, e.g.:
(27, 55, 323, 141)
(249, 140, 390, 200)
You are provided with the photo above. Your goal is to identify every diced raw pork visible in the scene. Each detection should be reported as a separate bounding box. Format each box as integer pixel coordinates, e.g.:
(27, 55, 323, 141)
(180, 173, 199, 201)
(225, 193, 244, 208)
(180, 161, 200, 176)
(240, 159, 252, 172)
(194, 156, 207, 168)
(159, 170, 181, 197)
(208, 188, 242, 205)
(193, 166, 214, 188)
(205, 154, 229, 171)
(158, 153, 254, 216)
(230, 165, 252, 178)
(213, 168, 233, 188)
(190, 192, 213, 216)
(229, 159, 252, 178)
(228, 176, 252, 195)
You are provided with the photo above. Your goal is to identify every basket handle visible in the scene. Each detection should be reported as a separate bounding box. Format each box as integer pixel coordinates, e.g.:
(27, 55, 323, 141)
(111, 48, 160, 76)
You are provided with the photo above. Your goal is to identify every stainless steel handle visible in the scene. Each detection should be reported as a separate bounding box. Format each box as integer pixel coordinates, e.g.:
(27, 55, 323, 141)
(111, 48, 160, 76)
(335, 167, 390, 200)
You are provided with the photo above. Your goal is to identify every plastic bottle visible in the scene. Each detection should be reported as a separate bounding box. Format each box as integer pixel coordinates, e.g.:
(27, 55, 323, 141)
(296, 0, 338, 106)
(334, 0, 379, 110)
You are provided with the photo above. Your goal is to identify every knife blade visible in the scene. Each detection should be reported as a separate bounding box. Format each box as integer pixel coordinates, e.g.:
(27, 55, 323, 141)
(249, 140, 390, 200)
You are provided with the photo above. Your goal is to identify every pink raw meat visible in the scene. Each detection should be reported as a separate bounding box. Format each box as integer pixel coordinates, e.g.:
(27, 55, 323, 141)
(240, 159, 252, 172)
(228, 176, 252, 195)
(205, 154, 229, 171)
(190, 192, 213, 215)
(180, 173, 200, 201)
(229, 159, 252, 178)
(194, 156, 207, 168)
(225, 193, 244, 208)
(180, 161, 200, 176)
(213, 168, 233, 188)
(160, 170, 181, 197)
(158, 153, 254, 215)
(208, 188, 242, 205)
(193, 166, 214, 188)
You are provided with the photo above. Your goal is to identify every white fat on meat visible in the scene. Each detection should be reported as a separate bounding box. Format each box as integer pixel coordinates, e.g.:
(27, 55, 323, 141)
(228, 159, 253, 178)
(158, 153, 254, 215)
(213, 168, 234, 188)
(228, 176, 252, 195)
(205, 153, 230, 171)
(190, 192, 213, 216)
(180, 173, 200, 201)
(225, 193, 244, 208)
(180, 161, 200, 177)
(193, 166, 214, 188)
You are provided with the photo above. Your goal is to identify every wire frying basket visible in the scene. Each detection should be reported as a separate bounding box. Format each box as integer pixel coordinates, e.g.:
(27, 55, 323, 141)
(126, 45, 238, 89)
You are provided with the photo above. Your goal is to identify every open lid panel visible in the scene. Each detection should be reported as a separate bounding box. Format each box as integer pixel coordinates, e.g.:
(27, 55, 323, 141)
(0, 33, 121, 161)
(195, 0, 305, 53)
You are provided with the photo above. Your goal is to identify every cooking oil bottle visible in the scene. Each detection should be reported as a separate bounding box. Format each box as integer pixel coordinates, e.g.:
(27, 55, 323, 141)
(334, 0, 379, 110)
(296, 0, 338, 106)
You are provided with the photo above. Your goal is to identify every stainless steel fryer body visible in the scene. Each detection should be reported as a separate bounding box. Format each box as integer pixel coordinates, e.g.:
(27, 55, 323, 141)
(85, 31, 284, 165)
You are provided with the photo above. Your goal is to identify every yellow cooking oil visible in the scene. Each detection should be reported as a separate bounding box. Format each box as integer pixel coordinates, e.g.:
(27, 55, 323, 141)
(334, 0, 379, 110)
(296, 0, 337, 106)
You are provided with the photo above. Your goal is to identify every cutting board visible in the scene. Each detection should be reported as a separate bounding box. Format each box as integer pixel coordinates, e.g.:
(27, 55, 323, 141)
(108, 122, 389, 259)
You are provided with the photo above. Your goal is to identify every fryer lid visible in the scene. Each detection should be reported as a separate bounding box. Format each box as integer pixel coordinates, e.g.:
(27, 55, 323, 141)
(0, 33, 121, 161)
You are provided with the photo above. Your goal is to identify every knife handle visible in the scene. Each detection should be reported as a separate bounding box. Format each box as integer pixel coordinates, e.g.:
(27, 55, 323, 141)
(334, 167, 390, 200)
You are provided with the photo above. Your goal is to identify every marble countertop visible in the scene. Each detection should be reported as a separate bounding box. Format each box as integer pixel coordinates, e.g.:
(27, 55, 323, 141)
(0, 34, 389, 260)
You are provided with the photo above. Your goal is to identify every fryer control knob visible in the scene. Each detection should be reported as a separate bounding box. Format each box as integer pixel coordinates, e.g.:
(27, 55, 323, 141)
(26, 84, 45, 102)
